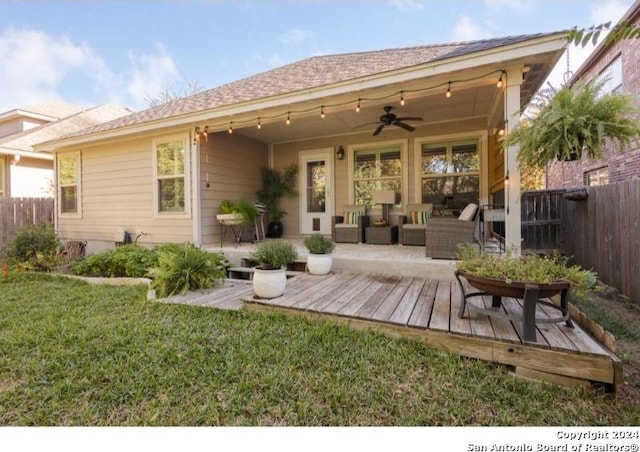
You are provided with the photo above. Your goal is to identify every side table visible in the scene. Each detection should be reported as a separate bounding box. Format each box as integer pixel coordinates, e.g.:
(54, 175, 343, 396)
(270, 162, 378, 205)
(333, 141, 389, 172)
(366, 225, 398, 245)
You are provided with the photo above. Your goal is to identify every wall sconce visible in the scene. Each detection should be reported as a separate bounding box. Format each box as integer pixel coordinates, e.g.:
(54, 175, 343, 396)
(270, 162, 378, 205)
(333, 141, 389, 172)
(336, 146, 345, 160)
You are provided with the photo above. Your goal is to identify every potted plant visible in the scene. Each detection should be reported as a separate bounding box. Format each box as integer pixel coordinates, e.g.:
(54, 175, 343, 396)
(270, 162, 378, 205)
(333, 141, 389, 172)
(216, 200, 259, 226)
(249, 240, 298, 298)
(503, 79, 640, 168)
(303, 234, 335, 275)
(255, 163, 298, 238)
(455, 244, 597, 299)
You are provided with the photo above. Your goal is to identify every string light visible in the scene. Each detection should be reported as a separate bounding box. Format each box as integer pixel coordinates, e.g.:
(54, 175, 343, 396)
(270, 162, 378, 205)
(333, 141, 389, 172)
(193, 126, 200, 145)
(202, 126, 208, 142)
(195, 70, 505, 133)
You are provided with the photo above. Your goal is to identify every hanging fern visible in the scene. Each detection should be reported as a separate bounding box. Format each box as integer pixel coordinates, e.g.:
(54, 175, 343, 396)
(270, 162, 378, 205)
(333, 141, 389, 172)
(504, 78, 640, 168)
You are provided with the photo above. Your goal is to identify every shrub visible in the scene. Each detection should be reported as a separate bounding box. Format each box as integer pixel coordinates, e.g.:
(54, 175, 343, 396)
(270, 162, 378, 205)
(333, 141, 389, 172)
(2, 223, 60, 271)
(148, 244, 229, 298)
(249, 240, 298, 269)
(303, 234, 335, 254)
(72, 245, 158, 278)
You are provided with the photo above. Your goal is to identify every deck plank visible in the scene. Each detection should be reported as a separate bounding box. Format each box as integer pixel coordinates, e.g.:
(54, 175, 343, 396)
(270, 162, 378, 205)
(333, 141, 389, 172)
(449, 278, 472, 336)
(457, 280, 496, 340)
(370, 277, 413, 322)
(407, 279, 438, 329)
(482, 295, 521, 343)
(501, 296, 550, 347)
(352, 275, 402, 320)
(305, 272, 372, 312)
(323, 274, 379, 314)
(528, 299, 581, 352)
(339, 273, 390, 316)
(428, 280, 451, 332)
(276, 272, 350, 308)
(388, 278, 425, 325)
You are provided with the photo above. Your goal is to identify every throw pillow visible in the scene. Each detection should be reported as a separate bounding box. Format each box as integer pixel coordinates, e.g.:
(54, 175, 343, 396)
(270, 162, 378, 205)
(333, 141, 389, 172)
(343, 211, 361, 224)
(411, 210, 431, 224)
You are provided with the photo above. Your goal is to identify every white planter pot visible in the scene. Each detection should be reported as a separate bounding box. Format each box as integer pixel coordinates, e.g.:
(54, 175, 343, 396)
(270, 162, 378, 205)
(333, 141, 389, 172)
(252, 267, 287, 299)
(216, 213, 243, 225)
(306, 253, 333, 275)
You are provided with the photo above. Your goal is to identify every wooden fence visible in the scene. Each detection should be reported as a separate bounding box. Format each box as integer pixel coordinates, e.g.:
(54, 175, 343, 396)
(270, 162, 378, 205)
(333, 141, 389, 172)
(562, 180, 640, 304)
(522, 181, 640, 303)
(521, 189, 565, 252)
(0, 197, 55, 246)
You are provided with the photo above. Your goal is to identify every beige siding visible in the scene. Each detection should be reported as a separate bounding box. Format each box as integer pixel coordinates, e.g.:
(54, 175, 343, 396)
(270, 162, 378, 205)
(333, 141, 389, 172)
(273, 119, 487, 236)
(57, 131, 194, 253)
(200, 132, 268, 246)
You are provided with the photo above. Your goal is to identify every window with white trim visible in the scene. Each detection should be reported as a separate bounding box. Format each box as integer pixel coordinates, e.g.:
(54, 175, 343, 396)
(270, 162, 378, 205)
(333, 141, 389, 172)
(584, 167, 609, 186)
(420, 139, 479, 209)
(58, 151, 80, 215)
(599, 56, 623, 94)
(353, 146, 402, 207)
(154, 135, 188, 214)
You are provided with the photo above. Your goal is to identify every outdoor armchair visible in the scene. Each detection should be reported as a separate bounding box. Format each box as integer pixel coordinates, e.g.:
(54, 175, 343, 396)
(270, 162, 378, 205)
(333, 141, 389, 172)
(332, 205, 369, 243)
(398, 203, 433, 246)
(425, 203, 478, 259)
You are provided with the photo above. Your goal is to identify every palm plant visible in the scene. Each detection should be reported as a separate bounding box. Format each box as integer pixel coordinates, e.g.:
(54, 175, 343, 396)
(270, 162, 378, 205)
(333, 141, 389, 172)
(504, 78, 640, 168)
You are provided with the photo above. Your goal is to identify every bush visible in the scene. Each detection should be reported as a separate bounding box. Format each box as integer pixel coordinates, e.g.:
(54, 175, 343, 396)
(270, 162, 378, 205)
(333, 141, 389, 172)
(303, 234, 335, 254)
(72, 245, 158, 278)
(249, 240, 298, 269)
(2, 223, 60, 271)
(148, 244, 229, 298)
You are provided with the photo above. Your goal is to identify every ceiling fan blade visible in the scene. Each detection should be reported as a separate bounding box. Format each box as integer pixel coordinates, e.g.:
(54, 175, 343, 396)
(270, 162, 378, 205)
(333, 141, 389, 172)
(373, 124, 385, 136)
(395, 116, 423, 122)
(394, 122, 415, 132)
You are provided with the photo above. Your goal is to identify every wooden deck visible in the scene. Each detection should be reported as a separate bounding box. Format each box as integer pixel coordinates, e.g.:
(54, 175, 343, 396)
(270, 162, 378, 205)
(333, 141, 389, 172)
(241, 271, 622, 390)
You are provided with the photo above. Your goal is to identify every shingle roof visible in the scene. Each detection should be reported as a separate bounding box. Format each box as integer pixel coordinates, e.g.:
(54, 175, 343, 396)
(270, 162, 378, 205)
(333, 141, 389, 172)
(61, 32, 558, 139)
(0, 104, 132, 152)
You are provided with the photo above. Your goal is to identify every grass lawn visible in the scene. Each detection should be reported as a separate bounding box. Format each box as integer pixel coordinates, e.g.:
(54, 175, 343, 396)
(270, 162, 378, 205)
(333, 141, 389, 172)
(1, 273, 638, 426)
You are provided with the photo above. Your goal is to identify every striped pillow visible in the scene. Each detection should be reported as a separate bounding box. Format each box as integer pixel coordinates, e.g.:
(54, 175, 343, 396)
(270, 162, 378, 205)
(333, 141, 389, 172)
(411, 210, 431, 224)
(343, 211, 361, 224)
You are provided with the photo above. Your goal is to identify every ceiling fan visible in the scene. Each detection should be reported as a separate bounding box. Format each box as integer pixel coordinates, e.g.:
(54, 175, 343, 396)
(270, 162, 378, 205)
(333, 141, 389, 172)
(366, 105, 424, 136)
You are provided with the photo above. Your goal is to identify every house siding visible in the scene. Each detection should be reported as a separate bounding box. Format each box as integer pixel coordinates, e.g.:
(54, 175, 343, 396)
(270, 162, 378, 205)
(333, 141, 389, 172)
(57, 131, 194, 253)
(546, 17, 640, 188)
(200, 132, 268, 246)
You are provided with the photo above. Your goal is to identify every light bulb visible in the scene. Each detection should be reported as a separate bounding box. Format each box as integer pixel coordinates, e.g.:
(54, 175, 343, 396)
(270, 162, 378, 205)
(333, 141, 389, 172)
(497, 74, 503, 88)
(400, 91, 405, 106)
(356, 99, 361, 113)
(257, 118, 261, 130)
(228, 122, 233, 134)
(321, 106, 325, 118)
(446, 83, 452, 98)
(286, 112, 291, 125)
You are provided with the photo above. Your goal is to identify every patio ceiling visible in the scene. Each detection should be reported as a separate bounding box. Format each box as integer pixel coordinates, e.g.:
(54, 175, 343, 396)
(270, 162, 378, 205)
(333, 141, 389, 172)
(208, 52, 557, 145)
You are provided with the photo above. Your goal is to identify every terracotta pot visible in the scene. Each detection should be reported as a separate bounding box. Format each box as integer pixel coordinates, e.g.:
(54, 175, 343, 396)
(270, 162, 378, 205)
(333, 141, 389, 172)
(457, 271, 569, 299)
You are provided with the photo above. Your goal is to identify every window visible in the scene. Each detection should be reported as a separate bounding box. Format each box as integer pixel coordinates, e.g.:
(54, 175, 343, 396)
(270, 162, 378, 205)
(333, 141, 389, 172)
(599, 56, 623, 94)
(420, 139, 479, 209)
(584, 167, 609, 186)
(353, 146, 402, 207)
(154, 135, 189, 214)
(58, 151, 81, 215)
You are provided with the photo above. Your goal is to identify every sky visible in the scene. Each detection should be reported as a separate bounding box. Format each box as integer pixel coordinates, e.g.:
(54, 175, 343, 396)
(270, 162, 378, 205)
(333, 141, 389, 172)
(0, 0, 635, 114)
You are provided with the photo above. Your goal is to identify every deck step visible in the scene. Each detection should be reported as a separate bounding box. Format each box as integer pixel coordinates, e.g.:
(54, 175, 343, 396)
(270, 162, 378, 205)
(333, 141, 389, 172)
(228, 266, 306, 280)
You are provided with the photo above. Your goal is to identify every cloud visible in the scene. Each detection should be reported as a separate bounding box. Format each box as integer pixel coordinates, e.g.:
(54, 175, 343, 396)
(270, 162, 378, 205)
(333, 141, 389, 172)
(279, 28, 313, 45)
(0, 27, 184, 112)
(451, 16, 490, 42)
(483, 0, 538, 15)
(0, 28, 102, 111)
(388, 0, 424, 11)
(244, 53, 286, 71)
(589, 0, 629, 25)
(126, 45, 182, 108)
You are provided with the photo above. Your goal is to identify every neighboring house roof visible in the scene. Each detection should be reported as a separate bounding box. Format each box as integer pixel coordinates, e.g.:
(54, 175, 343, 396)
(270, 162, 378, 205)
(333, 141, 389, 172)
(0, 103, 132, 158)
(57, 32, 560, 141)
(570, 0, 640, 82)
(0, 100, 85, 123)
